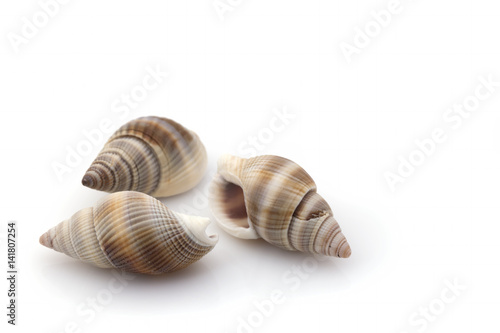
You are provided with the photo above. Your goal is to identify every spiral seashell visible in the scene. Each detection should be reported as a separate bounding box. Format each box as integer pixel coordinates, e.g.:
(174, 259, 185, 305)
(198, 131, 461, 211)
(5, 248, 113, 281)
(82, 116, 207, 197)
(40, 191, 218, 275)
(209, 154, 351, 258)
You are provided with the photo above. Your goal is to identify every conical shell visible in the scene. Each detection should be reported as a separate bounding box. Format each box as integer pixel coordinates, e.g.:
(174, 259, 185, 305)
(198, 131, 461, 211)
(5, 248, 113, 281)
(209, 154, 351, 258)
(40, 191, 218, 274)
(82, 116, 207, 197)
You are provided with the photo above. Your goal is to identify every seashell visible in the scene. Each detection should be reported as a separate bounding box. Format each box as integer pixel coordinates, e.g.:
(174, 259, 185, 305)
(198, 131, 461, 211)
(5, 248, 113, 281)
(209, 154, 351, 258)
(40, 191, 218, 275)
(82, 116, 207, 197)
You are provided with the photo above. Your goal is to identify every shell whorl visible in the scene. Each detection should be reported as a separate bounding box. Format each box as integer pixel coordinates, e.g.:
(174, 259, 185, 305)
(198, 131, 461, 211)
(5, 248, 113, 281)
(40, 191, 218, 274)
(209, 154, 351, 258)
(82, 116, 207, 197)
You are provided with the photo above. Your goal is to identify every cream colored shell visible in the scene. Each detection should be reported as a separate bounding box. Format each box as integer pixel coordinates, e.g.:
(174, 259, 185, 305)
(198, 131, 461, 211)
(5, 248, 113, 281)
(40, 191, 218, 275)
(82, 116, 207, 197)
(209, 154, 351, 258)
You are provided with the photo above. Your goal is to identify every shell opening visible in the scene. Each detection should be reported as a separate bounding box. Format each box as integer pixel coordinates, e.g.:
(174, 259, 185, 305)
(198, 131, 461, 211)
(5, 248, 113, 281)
(209, 173, 259, 239)
(220, 181, 248, 227)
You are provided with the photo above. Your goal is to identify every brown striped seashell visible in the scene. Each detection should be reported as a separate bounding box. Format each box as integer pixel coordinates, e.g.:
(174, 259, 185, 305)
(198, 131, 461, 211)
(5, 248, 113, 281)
(209, 154, 351, 258)
(82, 116, 207, 197)
(39, 191, 218, 275)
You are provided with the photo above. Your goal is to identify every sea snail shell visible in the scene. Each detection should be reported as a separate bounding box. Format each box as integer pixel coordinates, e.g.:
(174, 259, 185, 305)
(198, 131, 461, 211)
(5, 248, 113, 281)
(209, 154, 351, 258)
(40, 191, 218, 275)
(82, 116, 207, 197)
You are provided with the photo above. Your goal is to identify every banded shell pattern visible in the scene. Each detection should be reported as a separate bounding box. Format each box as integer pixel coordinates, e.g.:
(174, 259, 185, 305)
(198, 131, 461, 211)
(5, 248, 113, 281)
(209, 154, 351, 258)
(82, 116, 207, 197)
(40, 191, 218, 274)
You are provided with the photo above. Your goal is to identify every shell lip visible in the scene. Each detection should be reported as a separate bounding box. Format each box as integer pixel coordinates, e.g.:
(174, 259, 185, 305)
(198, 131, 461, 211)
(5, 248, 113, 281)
(175, 212, 219, 247)
(210, 206, 258, 240)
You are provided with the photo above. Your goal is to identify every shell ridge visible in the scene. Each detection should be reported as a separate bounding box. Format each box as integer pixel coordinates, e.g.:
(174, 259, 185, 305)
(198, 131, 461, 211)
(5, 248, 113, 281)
(109, 215, 179, 272)
(67, 216, 84, 262)
(209, 157, 259, 239)
(287, 190, 326, 252)
(307, 213, 330, 253)
(92, 204, 116, 269)
(90, 160, 117, 191)
(101, 146, 140, 192)
(93, 151, 134, 192)
(111, 131, 162, 193)
(247, 157, 308, 250)
(110, 135, 162, 194)
(51, 227, 62, 253)
(121, 118, 184, 175)
(95, 194, 163, 272)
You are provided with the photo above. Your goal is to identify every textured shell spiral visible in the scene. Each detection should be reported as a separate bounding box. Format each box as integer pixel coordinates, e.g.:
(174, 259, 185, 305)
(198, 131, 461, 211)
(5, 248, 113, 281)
(82, 116, 207, 197)
(209, 154, 351, 258)
(39, 191, 218, 275)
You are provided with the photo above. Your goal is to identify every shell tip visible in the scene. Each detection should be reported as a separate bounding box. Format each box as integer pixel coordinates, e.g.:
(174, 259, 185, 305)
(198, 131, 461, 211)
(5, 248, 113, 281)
(81, 173, 95, 189)
(39, 231, 53, 249)
(176, 213, 219, 247)
(338, 242, 351, 258)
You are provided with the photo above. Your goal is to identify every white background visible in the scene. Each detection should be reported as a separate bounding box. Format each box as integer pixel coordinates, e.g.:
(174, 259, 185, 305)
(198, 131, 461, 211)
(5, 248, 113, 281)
(1, 0, 499, 332)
